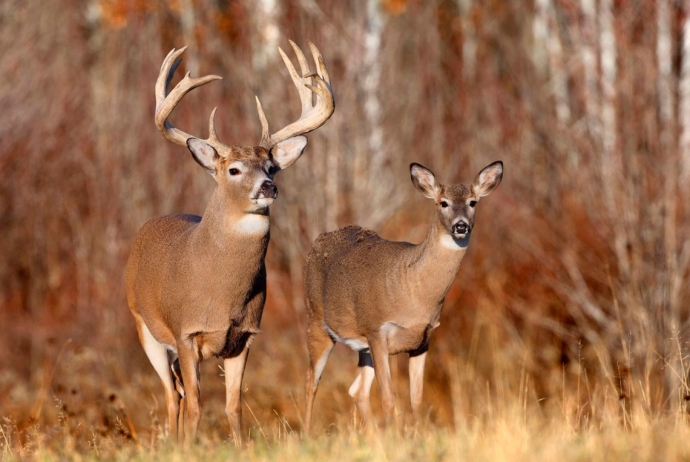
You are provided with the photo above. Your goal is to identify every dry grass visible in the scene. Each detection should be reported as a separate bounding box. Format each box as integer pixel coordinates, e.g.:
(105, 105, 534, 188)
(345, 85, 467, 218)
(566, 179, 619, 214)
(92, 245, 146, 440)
(3, 326, 690, 461)
(7, 421, 690, 461)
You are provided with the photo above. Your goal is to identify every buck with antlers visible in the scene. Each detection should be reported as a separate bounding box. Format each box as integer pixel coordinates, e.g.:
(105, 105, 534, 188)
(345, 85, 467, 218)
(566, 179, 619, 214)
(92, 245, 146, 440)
(303, 161, 503, 433)
(125, 41, 334, 442)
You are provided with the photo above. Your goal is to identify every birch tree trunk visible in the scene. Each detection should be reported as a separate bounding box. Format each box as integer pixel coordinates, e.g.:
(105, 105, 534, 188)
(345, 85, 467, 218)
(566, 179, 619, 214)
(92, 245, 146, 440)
(250, 0, 280, 71)
(598, 0, 628, 281)
(179, 0, 199, 76)
(353, 0, 396, 228)
(458, 0, 476, 83)
(579, 0, 599, 142)
(535, 0, 569, 124)
(658, 0, 682, 412)
(681, 1, 690, 180)
(676, 2, 690, 414)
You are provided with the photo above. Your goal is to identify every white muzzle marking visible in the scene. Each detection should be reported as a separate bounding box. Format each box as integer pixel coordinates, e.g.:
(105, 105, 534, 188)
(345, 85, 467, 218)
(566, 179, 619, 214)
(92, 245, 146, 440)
(253, 197, 275, 208)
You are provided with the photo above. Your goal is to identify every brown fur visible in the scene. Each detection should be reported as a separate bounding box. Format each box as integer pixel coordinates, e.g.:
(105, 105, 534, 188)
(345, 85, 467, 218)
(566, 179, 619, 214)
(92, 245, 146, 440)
(303, 161, 503, 432)
(128, 43, 333, 443)
(125, 144, 276, 442)
(126, 138, 309, 442)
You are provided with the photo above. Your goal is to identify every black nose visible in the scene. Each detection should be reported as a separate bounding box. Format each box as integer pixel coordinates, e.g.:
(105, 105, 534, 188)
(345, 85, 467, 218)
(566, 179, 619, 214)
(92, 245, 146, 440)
(452, 221, 469, 235)
(259, 180, 278, 199)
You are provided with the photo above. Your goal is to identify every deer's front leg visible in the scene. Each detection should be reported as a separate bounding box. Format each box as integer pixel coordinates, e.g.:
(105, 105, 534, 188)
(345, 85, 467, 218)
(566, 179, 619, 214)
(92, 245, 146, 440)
(223, 345, 250, 443)
(369, 338, 395, 424)
(408, 349, 428, 423)
(177, 340, 202, 442)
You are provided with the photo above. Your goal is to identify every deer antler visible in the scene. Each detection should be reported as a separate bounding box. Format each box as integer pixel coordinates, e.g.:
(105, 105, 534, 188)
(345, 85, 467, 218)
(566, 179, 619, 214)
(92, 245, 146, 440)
(155, 43, 334, 153)
(154, 47, 224, 150)
(256, 40, 335, 148)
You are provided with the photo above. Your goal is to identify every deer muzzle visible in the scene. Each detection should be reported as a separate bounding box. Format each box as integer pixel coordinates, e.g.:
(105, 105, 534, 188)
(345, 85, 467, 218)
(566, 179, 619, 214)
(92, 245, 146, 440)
(451, 221, 470, 236)
(258, 180, 278, 200)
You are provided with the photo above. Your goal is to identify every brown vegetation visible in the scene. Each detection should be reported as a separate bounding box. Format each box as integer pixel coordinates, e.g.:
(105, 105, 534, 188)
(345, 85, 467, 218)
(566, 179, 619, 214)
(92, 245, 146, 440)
(1, 0, 690, 457)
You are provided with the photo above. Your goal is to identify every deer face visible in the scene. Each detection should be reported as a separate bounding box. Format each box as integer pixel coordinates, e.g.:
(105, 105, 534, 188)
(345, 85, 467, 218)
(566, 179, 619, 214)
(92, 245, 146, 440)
(410, 161, 503, 241)
(187, 137, 307, 213)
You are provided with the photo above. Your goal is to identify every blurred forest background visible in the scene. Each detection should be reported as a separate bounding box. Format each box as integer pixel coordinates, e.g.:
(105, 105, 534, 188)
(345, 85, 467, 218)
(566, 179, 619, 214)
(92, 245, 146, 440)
(2, 0, 690, 452)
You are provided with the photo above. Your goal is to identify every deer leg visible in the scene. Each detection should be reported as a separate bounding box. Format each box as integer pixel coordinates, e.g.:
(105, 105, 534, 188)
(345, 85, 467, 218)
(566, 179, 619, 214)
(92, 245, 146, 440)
(177, 396, 185, 442)
(349, 350, 376, 427)
(136, 322, 181, 442)
(369, 339, 395, 424)
(171, 357, 185, 442)
(223, 345, 250, 443)
(305, 324, 335, 435)
(177, 341, 202, 441)
(408, 350, 428, 423)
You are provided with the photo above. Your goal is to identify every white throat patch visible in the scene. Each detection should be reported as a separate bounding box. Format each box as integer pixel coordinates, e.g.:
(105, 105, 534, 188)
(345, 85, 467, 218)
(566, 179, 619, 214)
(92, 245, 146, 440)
(440, 233, 470, 250)
(232, 214, 270, 235)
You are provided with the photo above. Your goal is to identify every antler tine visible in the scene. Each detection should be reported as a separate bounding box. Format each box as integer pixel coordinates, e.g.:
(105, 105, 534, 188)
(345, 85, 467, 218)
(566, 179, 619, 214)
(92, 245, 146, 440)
(290, 40, 315, 108)
(154, 47, 223, 148)
(304, 75, 332, 103)
(262, 41, 335, 147)
(208, 107, 221, 144)
(155, 47, 186, 108)
(289, 40, 312, 81)
(255, 96, 270, 148)
(278, 46, 312, 114)
(307, 40, 330, 85)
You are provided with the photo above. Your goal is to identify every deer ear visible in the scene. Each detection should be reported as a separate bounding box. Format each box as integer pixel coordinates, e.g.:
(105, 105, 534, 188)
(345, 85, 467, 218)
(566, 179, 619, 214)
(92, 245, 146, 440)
(187, 138, 220, 175)
(271, 136, 307, 170)
(471, 161, 503, 197)
(410, 163, 440, 199)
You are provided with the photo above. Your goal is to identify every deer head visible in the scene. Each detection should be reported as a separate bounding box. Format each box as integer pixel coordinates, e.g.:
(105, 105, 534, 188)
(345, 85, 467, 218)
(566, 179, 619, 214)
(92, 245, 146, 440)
(154, 41, 334, 215)
(410, 161, 503, 240)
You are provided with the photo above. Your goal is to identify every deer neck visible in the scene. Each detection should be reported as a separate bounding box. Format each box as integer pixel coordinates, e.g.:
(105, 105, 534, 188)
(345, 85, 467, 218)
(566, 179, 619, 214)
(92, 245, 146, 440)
(407, 216, 469, 304)
(195, 188, 271, 251)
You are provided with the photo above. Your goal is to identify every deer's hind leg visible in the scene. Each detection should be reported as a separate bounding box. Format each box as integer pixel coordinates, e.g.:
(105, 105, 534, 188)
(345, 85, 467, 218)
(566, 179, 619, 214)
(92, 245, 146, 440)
(305, 322, 335, 435)
(171, 357, 186, 441)
(135, 320, 182, 442)
(349, 350, 376, 427)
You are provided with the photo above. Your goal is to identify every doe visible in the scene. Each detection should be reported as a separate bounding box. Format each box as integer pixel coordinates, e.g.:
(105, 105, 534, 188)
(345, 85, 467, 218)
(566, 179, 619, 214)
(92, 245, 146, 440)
(303, 161, 503, 432)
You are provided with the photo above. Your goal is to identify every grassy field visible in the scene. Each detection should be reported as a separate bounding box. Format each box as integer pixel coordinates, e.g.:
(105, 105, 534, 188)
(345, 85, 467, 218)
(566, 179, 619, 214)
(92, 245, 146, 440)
(2, 311, 689, 461)
(4, 371, 690, 462)
(6, 420, 690, 461)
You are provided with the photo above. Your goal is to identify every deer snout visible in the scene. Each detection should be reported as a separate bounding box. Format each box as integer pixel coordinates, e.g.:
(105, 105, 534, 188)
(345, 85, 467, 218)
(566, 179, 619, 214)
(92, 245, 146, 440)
(258, 180, 278, 199)
(451, 221, 470, 236)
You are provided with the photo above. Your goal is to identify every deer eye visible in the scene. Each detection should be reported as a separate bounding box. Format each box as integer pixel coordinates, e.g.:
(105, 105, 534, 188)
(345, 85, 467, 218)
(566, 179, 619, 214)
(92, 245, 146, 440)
(469, 200, 477, 207)
(267, 166, 277, 175)
(440, 200, 449, 208)
(229, 168, 241, 176)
